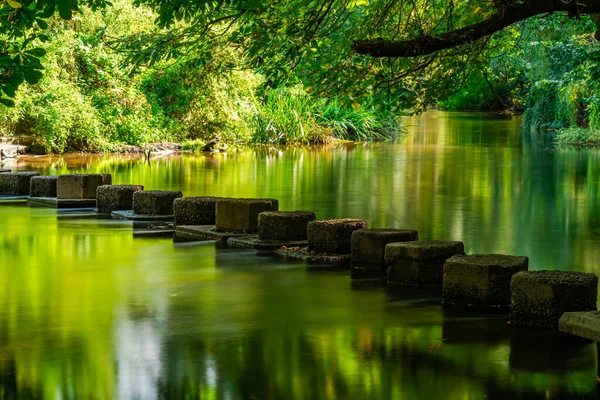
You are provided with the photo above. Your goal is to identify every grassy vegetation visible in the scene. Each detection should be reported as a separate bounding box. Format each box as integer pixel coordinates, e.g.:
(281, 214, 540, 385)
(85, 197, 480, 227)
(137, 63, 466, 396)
(0, 1, 403, 154)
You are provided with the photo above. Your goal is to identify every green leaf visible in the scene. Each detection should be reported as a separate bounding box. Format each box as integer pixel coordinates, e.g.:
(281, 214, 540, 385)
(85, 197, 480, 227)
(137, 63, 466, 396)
(23, 69, 42, 84)
(36, 19, 48, 29)
(58, 0, 73, 20)
(0, 98, 15, 107)
(2, 84, 16, 98)
(6, 0, 21, 9)
(25, 48, 46, 57)
(40, 4, 55, 18)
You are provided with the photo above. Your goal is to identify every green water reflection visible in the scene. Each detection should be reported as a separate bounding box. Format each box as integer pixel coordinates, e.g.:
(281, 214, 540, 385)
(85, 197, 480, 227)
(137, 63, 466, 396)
(0, 111, 599, 399)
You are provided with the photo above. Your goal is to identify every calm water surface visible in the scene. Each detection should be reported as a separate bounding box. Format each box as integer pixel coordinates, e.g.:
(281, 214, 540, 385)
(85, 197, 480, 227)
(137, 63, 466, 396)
(0, 111, 599, 399)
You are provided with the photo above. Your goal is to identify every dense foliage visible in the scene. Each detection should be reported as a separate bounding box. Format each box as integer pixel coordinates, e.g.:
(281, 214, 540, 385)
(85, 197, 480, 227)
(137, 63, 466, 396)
(0, 0, 599, 150)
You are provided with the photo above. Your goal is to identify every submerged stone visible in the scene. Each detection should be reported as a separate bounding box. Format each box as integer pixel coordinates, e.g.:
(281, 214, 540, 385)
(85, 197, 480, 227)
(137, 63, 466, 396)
(173, 196, 225, 226)
(215, 198, 279, 233)
(307, 219, 368, 255)
(57, 174, 104, 199)
(0, 171, 39, 195)
(510, 270, 598, 328)
(258, 211, 316, 241)
(133, 190, 183, 216)
(351, 229, 419, 278)
(443, 254, 529, 308)
(558, 311, 600, 341)
(385, 240, 465, 286)
(97, 184, 144, 213)
(30, 176, 57, 198)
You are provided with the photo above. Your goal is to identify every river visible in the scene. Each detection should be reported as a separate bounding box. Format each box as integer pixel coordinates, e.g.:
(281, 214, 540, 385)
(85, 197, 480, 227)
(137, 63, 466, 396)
(0, 111, 597, 399)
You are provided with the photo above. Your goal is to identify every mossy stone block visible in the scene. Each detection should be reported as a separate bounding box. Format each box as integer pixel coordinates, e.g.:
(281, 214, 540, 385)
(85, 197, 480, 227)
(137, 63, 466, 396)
(215, 198, 279, 233)
(174, 196, 225, 226)
(510, 270, 598, 328)
(385, 240, 465, 286)
(351, 229, 419, 277)
(30, 176, 57, 198)
(443, 254, 528, 308)
(258, 211, 316, 240)
(0, 171, 39, 195)
(97, 184, 144, 213)
(307, 219, 368, 254)
(57, 174, 104, 199)
(132, 190, 183, 216)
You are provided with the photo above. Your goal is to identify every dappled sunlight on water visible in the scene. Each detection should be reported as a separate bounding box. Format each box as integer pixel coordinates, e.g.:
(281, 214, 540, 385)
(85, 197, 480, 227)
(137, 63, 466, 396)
(0, 111, 599, 398)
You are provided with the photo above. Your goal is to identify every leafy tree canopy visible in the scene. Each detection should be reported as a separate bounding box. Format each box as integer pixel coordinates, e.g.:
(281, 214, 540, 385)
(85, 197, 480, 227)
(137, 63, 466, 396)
(2, 0, 600, 110)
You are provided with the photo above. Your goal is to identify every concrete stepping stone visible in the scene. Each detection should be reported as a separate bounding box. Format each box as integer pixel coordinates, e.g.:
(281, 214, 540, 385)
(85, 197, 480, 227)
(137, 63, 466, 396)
(174, 224, 248, 242)
(351, 229, 418, 278)
(227, 211, 316, 249)
(30, 176, 57, 198)
(57, 174, 105, 199)
(173, 196, 225, 226)
(100, 174, 112, 185)
(259, 211, 316, 241)
(113, 190, 183, 221)
(308, 218, 368, 255)
(276, 247, 353, 265)
(559, 311, 600, 341)
(510, 270, 598, 328)
(442, 254, 528, 308)
(0, 171, 39, 197)
(385, 240, 465, 286)
(96, 185, 144, 213)
(132, 222, 175, 239)
(277, 218, 368, 265)
(29, 174, 106, 208)
(215, 198, 279, 233)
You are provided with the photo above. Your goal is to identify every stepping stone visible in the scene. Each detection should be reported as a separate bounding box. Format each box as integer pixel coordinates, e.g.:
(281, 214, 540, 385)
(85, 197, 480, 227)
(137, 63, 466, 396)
(96, 185, 144, 213)
(0, 169, 9, 173)
(0, 171, 39, 195)
(307, 219, 368, 255)
(132, 222, 174, 239)
(385, 240, 465, 286)
(113, 190, 183, 220)
(258, 211, 316, 241)
(442, 254, 528, 308)
(57, 174, 104, 199)
(510, 270, 598, 328)
(174, 225, 247, 242)
(559, 311, 600, 341)
(101, 174, 112, 185)
(276, 247, 353, 265)
(173, 196, 225, 226)
(29, 176, 57, 198)
(215, 198, 279, 233)
(351, 229, 418, 278)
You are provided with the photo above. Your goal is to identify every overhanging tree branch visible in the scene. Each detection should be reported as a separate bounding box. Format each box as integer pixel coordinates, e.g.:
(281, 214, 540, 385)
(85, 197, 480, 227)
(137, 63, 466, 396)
(354, 0, 600, 58)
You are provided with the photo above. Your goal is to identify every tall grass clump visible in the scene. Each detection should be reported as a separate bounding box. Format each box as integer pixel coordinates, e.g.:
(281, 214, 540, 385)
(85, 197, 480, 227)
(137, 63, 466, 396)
(251, 85, 404, 144)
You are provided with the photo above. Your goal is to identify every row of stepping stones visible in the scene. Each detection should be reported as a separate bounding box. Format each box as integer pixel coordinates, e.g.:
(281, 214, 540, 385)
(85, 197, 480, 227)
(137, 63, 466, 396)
(1, 170, 599, 337)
